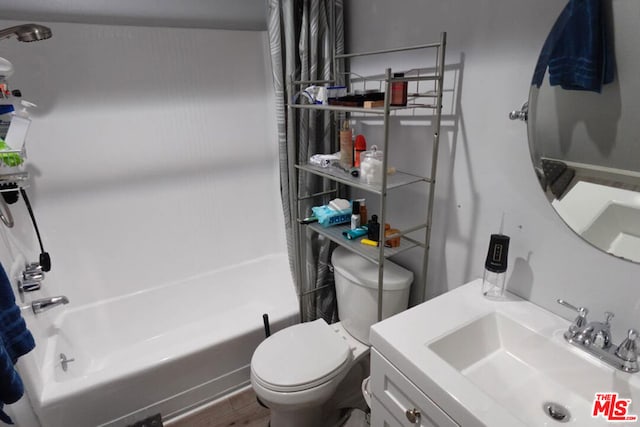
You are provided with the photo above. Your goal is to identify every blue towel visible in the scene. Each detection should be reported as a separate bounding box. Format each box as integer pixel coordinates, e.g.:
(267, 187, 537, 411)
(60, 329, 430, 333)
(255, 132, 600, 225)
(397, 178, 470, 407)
(0, 264, 34, 364)
(532, 0, 614, 92)
(0, 336, 24, 424)
(0, 263, 35, 425)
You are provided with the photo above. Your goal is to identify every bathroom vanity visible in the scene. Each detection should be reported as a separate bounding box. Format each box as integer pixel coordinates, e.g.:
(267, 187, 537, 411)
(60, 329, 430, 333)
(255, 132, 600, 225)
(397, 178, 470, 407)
(369, 279, 640, 426)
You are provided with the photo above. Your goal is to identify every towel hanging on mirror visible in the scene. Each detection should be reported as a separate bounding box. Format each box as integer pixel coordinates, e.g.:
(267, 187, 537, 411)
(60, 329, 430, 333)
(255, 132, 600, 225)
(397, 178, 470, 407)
(532, 0, 614, 93)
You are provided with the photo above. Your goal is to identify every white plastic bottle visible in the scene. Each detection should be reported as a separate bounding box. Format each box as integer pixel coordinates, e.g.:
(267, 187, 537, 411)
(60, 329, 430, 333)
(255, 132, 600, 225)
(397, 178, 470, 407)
(5, 100, 36, 150)
(350, 200, 361, 229)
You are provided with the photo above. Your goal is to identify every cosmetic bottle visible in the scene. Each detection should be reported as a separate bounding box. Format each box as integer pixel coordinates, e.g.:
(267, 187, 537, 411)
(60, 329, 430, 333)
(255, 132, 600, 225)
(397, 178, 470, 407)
(367, 215, 380, 242)
(481, 234, 510, 300)
(358, 199, 367, 225)
(339, 120, 353, 168)
(391, 73, 408, 107)
(350, 200, 361, 229)
(354, 134, 367, 167)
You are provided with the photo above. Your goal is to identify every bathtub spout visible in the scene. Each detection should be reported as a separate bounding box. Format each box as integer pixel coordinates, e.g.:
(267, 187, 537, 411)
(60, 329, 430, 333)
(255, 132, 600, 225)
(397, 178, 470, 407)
(32, 296, 69, 314)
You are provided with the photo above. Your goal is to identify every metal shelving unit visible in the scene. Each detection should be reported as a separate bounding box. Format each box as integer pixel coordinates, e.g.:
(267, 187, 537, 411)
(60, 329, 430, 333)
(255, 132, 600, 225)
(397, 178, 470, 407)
(288, 32, 447, 322)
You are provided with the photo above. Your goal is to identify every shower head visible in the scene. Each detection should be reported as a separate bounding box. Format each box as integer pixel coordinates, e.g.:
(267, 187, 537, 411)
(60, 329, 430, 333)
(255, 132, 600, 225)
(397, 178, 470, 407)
(0, 24, 52, 43)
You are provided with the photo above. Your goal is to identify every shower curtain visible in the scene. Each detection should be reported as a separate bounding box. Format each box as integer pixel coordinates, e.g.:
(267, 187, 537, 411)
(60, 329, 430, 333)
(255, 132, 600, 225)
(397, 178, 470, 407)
(266, 0, 344, 322)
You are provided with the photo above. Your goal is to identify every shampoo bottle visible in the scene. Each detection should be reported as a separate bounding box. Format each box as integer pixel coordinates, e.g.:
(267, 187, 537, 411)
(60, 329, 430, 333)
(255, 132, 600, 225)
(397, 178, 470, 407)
(481, 234, 510, 300)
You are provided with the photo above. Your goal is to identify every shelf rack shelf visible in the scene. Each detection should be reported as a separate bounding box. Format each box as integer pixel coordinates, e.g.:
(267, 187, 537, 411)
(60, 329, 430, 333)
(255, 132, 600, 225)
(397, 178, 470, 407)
(288, 28, 447, 322)
(295, 163, 430, 194)
(306, 222, 424, 264)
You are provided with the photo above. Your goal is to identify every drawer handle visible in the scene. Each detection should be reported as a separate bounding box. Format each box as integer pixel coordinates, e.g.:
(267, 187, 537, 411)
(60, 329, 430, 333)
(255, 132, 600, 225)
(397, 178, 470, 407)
(406, 408, 421, 424)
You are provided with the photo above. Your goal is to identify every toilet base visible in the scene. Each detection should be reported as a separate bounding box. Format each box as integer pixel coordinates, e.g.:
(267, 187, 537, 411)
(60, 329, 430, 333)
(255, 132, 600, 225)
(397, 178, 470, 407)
(265, 356, 370, 427)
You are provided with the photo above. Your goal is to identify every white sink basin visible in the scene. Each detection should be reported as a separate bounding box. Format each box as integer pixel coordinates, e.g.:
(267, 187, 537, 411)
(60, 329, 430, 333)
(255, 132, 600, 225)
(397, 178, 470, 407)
(370, 280, 640, 426)
(552, 181, 640, 262)
(582, 202, 640, 262)
(429, 312, 622, 426)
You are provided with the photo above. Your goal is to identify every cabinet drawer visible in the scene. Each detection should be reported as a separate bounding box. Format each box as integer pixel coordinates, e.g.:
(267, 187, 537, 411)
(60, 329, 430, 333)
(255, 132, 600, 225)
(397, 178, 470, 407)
(371, 395, 410, 427)
(370, 349, 458, 427)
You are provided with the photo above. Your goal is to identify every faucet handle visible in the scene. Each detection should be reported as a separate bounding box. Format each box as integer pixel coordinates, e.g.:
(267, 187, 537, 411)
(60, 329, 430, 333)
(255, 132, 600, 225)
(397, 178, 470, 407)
(24, 262, 42, 274)
(18, 278, 40, 293)
(557, 299, 589, 333)
(604, 311, 615, 324)
(615, 329, 639, 366)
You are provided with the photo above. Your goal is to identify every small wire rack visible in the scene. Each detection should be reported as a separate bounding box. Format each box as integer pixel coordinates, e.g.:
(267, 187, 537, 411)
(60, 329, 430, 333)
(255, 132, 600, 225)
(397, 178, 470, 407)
(0, 146, 28, 192)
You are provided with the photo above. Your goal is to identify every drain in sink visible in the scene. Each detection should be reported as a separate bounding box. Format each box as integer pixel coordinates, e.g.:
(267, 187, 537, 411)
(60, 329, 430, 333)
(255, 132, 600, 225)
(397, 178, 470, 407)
(543, 402, 571, 423)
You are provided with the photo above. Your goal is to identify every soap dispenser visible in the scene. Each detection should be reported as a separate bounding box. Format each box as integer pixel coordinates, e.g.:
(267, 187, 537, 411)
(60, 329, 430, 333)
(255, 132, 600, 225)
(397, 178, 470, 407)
(5, 100, 35, 150)
(482, 234, 510, 300)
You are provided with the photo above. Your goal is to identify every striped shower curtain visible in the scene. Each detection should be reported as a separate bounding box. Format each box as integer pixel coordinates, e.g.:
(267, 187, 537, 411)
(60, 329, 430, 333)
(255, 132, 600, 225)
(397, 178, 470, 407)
(266, 0, 344, 322)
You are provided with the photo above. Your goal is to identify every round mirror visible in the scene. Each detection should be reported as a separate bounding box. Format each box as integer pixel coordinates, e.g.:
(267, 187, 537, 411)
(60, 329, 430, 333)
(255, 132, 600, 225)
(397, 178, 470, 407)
(527, 0, 640, 263)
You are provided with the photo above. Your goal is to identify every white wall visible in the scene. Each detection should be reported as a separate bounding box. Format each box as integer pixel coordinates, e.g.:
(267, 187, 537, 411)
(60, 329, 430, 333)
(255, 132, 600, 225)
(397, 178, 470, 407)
(0, 20, 284, 308)
(346, 0, 640, 343)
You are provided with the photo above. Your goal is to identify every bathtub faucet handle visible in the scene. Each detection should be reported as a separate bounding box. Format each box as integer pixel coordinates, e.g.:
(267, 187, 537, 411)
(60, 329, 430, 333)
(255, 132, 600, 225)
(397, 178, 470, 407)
(23, 262, 44, 281)
(18, 278, 41, 293)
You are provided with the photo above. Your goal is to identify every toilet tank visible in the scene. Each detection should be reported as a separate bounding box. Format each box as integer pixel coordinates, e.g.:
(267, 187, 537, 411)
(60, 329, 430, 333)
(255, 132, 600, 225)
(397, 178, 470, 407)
(331, 246, 413, 344)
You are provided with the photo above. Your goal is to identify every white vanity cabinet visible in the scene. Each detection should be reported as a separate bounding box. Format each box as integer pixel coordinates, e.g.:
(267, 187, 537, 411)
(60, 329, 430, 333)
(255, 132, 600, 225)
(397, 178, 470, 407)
(369, 349, 459, 427)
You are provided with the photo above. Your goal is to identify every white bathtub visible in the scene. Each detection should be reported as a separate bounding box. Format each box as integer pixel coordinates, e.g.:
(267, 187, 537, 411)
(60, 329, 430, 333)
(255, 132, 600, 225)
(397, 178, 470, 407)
(19, 253, 298, 427)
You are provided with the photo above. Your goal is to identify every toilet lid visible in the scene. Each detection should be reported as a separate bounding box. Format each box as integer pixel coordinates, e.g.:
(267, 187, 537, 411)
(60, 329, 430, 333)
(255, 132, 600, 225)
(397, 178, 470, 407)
(251, 319, 352, 392)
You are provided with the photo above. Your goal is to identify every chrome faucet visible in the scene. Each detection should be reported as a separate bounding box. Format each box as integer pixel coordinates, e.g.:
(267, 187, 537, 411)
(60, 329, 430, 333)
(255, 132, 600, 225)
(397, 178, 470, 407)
(32, 296, 69, 314)
(558, 299, 639, 373)
(18, 262, 45, 293)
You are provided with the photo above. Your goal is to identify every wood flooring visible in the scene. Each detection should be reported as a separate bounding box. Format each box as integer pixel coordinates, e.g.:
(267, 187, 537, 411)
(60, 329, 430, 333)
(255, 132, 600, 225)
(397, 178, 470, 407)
(165, 387, 270, 427)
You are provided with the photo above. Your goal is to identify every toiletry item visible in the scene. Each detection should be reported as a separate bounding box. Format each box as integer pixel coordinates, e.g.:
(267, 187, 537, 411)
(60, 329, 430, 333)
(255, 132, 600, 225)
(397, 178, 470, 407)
(326, 86, 347, 103)
(351, 200, 361, 229)
(360, 146, 384, 185)
(361, 238, 379, 247)
(5, 100, 35, 150)
(343, 226, 368, 240)
(300, 215, 318, 224)
(339, 120, 353, 168)
(354, 134, 367, 167)
(482, 234, 510, 300)
(385, 228, 401, 248)
(367, 215, 381, 242)
(311, 204, 351, 228)
(391, 73, 408, 106)
(358, 199, 367, 225)
(363, 100, 385, 109)
(361, 238, 392, 248)
(309, 152, 340, 168)
(329, 198, 351, 211)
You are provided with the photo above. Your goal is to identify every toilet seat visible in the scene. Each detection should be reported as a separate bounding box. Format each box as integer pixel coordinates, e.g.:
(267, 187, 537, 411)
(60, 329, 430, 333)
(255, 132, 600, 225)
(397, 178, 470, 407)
(251, 319, 352, 393)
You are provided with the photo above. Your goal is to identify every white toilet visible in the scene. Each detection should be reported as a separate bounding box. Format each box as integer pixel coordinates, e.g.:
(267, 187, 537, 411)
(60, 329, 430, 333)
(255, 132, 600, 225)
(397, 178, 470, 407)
(250, 246, 413, 427)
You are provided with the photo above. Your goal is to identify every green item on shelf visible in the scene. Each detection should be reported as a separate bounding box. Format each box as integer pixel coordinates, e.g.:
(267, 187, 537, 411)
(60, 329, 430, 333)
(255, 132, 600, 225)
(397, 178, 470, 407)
(0, 139, 23, 167)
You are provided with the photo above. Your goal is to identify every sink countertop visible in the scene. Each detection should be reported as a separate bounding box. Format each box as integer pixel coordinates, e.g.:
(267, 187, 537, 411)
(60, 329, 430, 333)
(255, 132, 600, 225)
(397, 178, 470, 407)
(370, 279, 640, 426)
